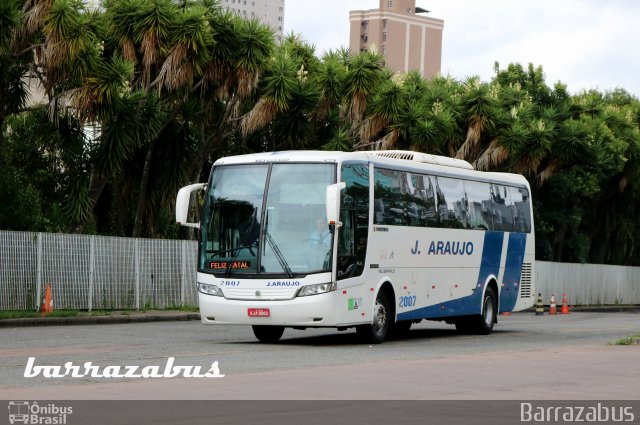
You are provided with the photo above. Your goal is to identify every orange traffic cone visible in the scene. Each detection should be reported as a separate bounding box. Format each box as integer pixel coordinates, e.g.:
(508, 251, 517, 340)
(561, 292, 570, 314)
(548, 295, 557, 315)
(40, 283, 53, 316)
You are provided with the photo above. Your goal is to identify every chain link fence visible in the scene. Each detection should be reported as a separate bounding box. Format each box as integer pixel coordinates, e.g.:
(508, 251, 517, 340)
(1, 231, 639, 311)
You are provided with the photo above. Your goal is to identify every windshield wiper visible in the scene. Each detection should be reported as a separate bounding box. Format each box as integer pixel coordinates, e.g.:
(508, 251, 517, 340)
(264, 232, 293, 278)
(223, 242, 257, 277)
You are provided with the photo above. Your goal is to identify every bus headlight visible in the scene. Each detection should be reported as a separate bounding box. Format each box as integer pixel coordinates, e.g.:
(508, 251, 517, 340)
(198, 282, 224, 297)
(297, 282, 336, 297)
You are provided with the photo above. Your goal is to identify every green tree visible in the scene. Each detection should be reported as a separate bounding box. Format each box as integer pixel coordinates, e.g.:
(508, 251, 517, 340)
(31, 0, 275, 236)
(0, 0, 34, 149)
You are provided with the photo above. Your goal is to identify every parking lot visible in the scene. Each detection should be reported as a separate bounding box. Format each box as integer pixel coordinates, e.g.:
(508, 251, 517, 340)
(1, 310, 639, 400)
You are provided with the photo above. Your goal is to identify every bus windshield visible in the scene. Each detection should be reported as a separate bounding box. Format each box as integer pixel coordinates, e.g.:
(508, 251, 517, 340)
(199, 163, 336, 276)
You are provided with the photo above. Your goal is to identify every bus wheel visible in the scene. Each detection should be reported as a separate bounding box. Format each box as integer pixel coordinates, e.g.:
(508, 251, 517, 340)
(356, 291, 391, 344)
(252, 325, 285, 343)
(455, 288, 497, 335)
(478, 287, 497, 334)
(389, 320, 412, 339)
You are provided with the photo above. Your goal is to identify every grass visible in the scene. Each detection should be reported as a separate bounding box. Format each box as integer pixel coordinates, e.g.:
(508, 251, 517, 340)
(613, 334, 640, 345)
(0, 310, 81, 319)
(162, 305, 200, 312)
(0, 306, 199, 320)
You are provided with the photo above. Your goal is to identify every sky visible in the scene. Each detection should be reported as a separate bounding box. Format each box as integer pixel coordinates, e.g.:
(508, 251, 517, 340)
(284, 0, 640, 97)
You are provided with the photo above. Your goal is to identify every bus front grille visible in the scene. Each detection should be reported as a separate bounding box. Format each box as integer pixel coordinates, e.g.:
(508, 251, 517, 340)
(224, 288, 295, 301)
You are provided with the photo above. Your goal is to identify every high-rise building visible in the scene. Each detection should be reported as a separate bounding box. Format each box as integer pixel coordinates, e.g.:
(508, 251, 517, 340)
(349, 0, 443, 79)
(221, 0, 286, 42)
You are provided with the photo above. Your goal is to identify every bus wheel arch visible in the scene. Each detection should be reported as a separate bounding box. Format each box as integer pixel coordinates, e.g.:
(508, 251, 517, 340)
(456, 279, 498, 335)
(485, 279, 499, 324)
(356, 281, 395, 344)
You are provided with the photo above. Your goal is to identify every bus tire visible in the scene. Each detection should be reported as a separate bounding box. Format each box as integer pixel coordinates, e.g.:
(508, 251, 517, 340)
(389, 320, 412, 339)
(455, 287, 497, 335)
(356, 291, 391, 344)
(252, 325, 285, 343)
(477, 287, 498, 334)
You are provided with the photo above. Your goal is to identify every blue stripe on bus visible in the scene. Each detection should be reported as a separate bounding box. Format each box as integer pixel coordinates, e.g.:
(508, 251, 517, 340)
(397, 231, 504, 321)
(476, 231, 504, 287)
(499, 233, 527, 313)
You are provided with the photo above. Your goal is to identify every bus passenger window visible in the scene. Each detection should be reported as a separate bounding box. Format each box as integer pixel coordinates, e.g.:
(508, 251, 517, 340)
(435, 177, 467, 229)
(419, 175, 439, 227)
(510, 186, 532, 233)
(491, 184, 515, 232)
(464, 180, 492, 230)
(374, 168, 404, 225)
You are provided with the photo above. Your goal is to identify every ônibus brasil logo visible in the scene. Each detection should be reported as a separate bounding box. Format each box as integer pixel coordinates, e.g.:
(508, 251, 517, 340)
(8, 401, 72, 425)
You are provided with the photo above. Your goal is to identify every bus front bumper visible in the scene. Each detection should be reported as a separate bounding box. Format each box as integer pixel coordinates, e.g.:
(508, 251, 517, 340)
(198, 291, 340, 327)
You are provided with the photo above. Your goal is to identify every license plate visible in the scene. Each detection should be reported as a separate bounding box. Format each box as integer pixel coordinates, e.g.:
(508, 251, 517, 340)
(248, 308, 270, 317)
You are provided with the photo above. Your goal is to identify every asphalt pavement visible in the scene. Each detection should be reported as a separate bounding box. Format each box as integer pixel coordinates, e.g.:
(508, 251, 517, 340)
(2, 305, 637, 327)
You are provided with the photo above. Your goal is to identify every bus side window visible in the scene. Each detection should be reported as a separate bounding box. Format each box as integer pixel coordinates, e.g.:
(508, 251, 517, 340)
(491, 184, 515, 232)
(435, 176, 467, 229)
(464, 180, 492, 230)
(510, 186, 532, 233)
(420, 175, 439, 227)
(401, 172, 432, 227)
(374, 168, 403, 225)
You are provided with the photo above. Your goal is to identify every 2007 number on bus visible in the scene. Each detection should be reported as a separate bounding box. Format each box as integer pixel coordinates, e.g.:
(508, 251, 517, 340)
(399, 295, 417, 308)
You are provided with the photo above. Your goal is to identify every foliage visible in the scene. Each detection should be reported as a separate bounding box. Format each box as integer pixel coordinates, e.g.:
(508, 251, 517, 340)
(2, 1, 640, 265)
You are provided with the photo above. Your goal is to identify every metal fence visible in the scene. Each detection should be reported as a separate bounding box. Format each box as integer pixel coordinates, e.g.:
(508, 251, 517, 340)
(1, 230, 639, 310)
(0, 231, 198, 310)
(536, 261, 640, 306)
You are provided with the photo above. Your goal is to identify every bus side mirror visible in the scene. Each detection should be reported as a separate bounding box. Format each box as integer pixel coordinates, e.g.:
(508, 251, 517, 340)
(176, 183, 205, 228)
(326, 182, 346, 226)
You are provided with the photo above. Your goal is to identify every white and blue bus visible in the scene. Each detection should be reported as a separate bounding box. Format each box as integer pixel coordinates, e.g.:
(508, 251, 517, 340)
(176, 150, 535, 343)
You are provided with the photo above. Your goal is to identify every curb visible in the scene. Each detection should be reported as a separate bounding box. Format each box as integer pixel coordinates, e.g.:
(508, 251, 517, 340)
(523, 305, 640, 314)
(567, 306, 640, 313)
(0, 313, 201, 328)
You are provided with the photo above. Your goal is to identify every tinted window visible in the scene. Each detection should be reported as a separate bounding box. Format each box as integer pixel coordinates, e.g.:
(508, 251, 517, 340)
(403, 173, 437, 227)
(374, 168, 405, 225)
(375, 169, 438, 227)
(510, 186, 532, 233)
(417, 174, 439, 227)
(337, 164, 370, 280)
(263, 163, 335, 274)
(490, 184, 514, 232)
(200, 165, 269, 273)
(372, 167, 531, 233)
(464, 180, 492, 230)
(436, 177, 467, 229)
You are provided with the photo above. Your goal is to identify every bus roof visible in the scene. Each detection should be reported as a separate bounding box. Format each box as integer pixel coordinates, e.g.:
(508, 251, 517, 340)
(214, 150, 530, 188)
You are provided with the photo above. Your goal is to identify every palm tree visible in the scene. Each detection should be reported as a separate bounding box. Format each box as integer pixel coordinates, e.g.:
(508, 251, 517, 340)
(342, 50, 384, 137)
(241, 44, 298, 138)
(358, 75, 405, 147)
(185, 11, 274, 182)
(455, 77, 499, 163)
(72, 1, 275, 236)
(315, 49, 347, 120)
(0, 0, 28, 149)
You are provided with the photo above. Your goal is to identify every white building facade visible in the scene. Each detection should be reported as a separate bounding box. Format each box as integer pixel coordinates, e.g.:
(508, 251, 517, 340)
(221, 0, 286, 42)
